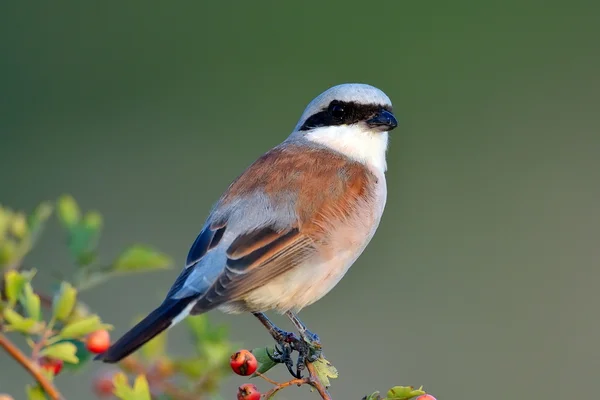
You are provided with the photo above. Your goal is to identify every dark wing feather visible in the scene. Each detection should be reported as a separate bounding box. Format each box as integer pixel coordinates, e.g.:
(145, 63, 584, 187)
(165, 221, 226, 299)
(191, 224, 315, 313)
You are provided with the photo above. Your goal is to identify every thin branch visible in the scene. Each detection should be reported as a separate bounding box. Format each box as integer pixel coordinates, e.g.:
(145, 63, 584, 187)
(0, 332, 64, 400)
(306, 361, 332, 400)
(259, 361, 332, 400)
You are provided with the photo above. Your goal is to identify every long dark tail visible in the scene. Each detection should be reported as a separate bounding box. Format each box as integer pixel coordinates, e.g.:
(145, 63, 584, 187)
(95, 298, 194, 363)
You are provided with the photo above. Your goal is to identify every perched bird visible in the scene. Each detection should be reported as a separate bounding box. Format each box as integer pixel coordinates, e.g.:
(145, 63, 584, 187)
(95, 83, 398, 376)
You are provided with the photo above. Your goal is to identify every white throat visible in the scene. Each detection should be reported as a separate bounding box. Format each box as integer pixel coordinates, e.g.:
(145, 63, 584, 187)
(304, 125, 389, 173)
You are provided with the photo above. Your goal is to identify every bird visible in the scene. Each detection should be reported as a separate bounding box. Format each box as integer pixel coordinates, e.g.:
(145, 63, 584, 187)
(95, 83, 398, 377)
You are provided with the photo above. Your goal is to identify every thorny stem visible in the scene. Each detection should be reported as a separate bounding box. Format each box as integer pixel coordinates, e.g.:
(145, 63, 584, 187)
(259, 361, 332, 400)
(0, 332, 64, 400)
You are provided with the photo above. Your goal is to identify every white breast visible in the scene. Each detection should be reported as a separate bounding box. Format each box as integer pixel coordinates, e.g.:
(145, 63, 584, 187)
(238, 169, 387, 314)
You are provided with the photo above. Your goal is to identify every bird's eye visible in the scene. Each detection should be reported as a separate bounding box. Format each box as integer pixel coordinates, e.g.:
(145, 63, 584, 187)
(330, 104, 345, 119)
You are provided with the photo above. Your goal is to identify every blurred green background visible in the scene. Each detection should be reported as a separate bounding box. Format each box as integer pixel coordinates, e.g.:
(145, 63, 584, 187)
(2, 2, 599, 399)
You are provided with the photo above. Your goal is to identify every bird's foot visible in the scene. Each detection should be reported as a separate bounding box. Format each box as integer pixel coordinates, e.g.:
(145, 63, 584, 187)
(299, 328, 322, 362)
(287, 332, 323, 378)
(267, 341, 301, 379)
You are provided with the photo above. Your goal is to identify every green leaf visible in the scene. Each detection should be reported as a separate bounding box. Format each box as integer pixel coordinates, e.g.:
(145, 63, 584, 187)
(132, 374, 151, 399)
(3, 308, 40, 334)
(60, 338, 92, 372)
(311, 356, 338, 388)
(52, 282, 77, 321)
(4, 269, 27, 305)
(251, 346, 278, 376)
(113, 372, 151, 400)
(40, 342, 79, 364)
(20, 282, 41, 321)
(57, 195, 81, 228)
(59, 315, 113, 339)
(112, 245, 172, 272)
(386, 386, 426, 400)
(68, 224, 100, 265)
(113, 372, 134, 399)
(26, 383, 48, 400)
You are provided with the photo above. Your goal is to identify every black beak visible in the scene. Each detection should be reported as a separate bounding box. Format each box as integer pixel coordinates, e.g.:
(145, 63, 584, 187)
(366, 109, 398, 131)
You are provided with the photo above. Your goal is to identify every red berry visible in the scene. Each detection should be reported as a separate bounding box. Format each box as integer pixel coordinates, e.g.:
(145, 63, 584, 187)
(416, 395, 437, 400)
(86, 329, 111, 354)
(230, 349, 258, 376)
(237, 383, 260, 400)
(39, 357, 63, 376)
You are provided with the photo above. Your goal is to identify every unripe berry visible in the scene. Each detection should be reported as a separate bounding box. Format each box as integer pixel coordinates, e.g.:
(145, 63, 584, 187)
(39, 357, 63, 376)
(237, 383, 260, 400)
(86, 329, 111, 354)
(230, 349, 258, 376)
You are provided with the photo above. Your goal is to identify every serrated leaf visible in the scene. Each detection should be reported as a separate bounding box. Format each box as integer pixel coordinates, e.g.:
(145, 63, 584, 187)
(386, 386, 426, 400)
(26, 383, 48, 400)
(251, 346, 278, 376)
(312, 356, 338, 388)
(113, 372, 151, 400)
(3, 308, 40, 333)
(57, 195, 81, 228)
(113, 372, 134, 399)
(20, 282, 41, 321)
(52, 282, 77, 321)
(59, 315, 112, 339)
(113, 245, 172, 272)
(4, 269, 27, 305)
(40, 342, 79, 364)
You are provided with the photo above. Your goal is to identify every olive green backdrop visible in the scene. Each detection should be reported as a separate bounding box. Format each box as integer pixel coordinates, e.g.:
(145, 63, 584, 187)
(2, 2, 599, 399)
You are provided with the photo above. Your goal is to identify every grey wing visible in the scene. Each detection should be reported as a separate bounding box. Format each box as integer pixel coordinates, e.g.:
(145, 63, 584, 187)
(163, 218, 227, 300)
(165, 195, 317, 312)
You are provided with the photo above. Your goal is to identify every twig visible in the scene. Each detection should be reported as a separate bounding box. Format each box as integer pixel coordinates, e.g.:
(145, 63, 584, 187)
(259, 361, 332, 400)
(31, 321, 54, 361)
(0, 332, 64, 400)
(306, 361, 332, 400)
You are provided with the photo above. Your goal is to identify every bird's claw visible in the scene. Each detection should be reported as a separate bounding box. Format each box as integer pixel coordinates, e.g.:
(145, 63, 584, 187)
(266, 343, 300, 378)
(265, 327, 323, 379)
